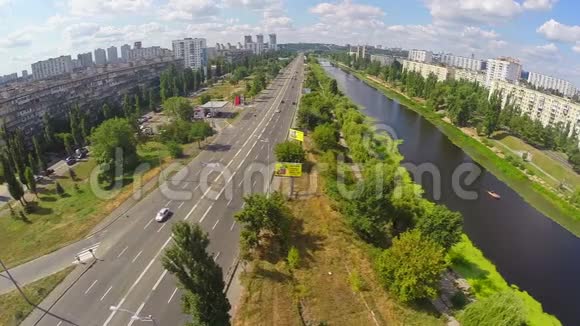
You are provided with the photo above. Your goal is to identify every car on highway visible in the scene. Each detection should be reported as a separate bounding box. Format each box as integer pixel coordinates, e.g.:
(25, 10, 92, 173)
(275, 109, 281, 113)
(155, 208, 171, 222)
(281, 100, 285, 103)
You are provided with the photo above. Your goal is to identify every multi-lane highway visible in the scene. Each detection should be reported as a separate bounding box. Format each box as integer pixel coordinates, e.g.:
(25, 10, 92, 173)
(26, 55, 305, 326)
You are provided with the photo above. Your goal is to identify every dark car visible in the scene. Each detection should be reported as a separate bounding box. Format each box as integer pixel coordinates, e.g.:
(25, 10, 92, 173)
(65, 157, 77, 166)
(281, 100, 285, 103)
(292, 101, 296, 105)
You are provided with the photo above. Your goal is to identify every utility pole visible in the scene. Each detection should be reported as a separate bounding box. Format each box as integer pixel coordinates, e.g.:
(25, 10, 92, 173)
(0, 256, 32, 305)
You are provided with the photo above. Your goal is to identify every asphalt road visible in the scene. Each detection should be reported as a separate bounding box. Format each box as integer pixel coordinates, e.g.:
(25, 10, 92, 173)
(27, 56, 305, 326)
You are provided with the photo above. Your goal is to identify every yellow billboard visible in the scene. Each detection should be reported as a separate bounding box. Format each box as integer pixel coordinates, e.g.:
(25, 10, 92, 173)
(289, 129, 304, 142)
(274, 162, 303, 177)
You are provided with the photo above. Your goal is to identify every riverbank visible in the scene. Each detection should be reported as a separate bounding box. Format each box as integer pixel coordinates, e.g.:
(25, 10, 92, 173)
(332, 61, 580, 237)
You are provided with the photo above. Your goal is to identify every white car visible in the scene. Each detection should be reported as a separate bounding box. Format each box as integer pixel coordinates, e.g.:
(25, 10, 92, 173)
(155, 208, 171, 222)
(275, 109, 281, 113)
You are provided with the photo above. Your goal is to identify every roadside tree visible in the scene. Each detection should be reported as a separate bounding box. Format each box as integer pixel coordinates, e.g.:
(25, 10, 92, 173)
(163, 97, 193, 121)
(274, 141, 305, 163)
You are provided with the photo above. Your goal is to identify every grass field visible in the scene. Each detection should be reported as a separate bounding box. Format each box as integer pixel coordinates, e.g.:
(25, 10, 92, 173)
(449, 235, 560, 326)
(493, 133, 580, 188)
(234, 140, 444, 326)
(0, 140, 203, 268)
(0, 267, 74, 326)
(332, 62, 580, 237)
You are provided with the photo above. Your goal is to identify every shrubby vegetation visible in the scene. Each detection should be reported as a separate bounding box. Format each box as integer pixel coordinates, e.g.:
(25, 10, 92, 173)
(330, 52, 580, 172)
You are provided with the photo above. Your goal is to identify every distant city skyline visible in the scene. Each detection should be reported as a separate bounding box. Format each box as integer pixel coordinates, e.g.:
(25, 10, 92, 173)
(1, 0, 579, 84)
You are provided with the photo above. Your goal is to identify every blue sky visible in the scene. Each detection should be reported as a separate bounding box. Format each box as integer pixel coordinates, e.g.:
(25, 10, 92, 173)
(1, 0, 579, 84)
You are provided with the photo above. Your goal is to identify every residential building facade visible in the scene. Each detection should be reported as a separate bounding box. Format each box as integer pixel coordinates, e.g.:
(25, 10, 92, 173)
(94, 48, 107, 65)
(485, 57, 522, 87)
(408, 49, 433, 63)
(527, 72, 577, 98)
(31, 55, 73, 80)
(440, 54, 485, 71)
(491, 79, 580, 136)
(172, 38, 207, 70)
(107, 46, 118, 63)
(402, 60, 451, 82)
(269, 33, 277, 51)
(454, 68, 487, 85)
(77, 52, 93, 68)
(0, 57, 183, 141)
(127, 46, 171, 61)
(120, 44, 131, 62)
(370, 54, 395, 66)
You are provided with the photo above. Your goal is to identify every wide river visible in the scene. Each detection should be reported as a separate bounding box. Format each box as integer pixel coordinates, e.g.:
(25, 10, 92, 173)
(322, 62, 580, 325)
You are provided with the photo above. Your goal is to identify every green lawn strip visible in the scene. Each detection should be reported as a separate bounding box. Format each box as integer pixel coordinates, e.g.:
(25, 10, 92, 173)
(449, 235, 560, 326)
(0, 267, 74, 326)
(0, 140, 188, 268)
(333, 62, 580, 237)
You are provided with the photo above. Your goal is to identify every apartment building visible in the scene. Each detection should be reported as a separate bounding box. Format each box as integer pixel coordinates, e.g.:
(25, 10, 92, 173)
(485, 57, 522, 87)
(127, 46, 171, 61)
(454, 68, 487, 85)
(269, 33, 277, 51)
(491, 79, 580, 135)
(107, 46, 119, 64)
(172, 38, 207, 70)
(0, 57, 183, 141)
(31, 55, 73, 80)
(527, 72, 577, 98)
(408, 50, 433, 63)
(256, 34, 265, 55)
(402, 60, 451, 82)
(370, 54, 395, 66)
(440, 54, 485, 71)
(120, 44, 131, 62)
(94, 48, 107, 65)
(77, 52, 93, 68)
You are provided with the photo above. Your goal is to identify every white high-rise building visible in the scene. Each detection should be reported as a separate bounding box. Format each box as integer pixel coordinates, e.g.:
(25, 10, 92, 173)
(440, 54, 485, 71)
(31, 55, 73, 80)
(107, 46, 118, 63)
(268, 33, 277, 51)
(408, 49, 433, 63)
(527, 72, 577, 98)
(256, 34, 265, 55)
(94, 48, 107, 65)
(77, 52, 93, 67)
(485, 57, 522, 87)
(172, 38, 207, 70)
(120, 44, 131, 62)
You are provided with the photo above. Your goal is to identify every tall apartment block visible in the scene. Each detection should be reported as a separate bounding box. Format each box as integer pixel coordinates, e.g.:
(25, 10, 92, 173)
(527, 72, 577, 98)
(31, 55, 73, 80)
(408, 50, 433, 63)
(172, 38, 207, 70)
(94, 48, 107, 65)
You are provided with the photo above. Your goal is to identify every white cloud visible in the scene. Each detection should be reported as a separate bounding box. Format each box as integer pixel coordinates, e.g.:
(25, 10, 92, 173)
(573, 43, 580, 54)
(522, 0, 558, 10)
(67, 0, 152, 16)
(425, 0, 523, 24)
(310, 0, 385, 22)
(537, 19, 580, 43)
(223, 0, 280, 10)
(0, 30, 32, 48)
(63, 22, 168, 48)
(159, 0, 220, 21)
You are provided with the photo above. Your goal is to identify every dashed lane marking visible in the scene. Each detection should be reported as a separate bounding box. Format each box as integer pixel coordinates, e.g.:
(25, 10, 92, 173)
(117, 246, 128, 258)
(100, 286, 113, 301)
(85, 280, 98, 294)
(168, 288, 178, 304)
(212, 219, 219, 230)
(131, 250, 142, 263)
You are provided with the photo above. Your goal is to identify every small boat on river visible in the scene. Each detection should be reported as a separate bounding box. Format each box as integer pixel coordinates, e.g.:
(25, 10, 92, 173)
(487, 190, 501, 199)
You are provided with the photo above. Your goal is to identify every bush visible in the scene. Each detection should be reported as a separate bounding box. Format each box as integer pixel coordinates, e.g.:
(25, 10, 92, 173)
(274, 141, 306, 163)
(312, 124, 339, 152)
(287, 246, 300, 270)
(348, 270, 366, 292)
(167, 141, 183, 158)
(460, 290, 527, 326)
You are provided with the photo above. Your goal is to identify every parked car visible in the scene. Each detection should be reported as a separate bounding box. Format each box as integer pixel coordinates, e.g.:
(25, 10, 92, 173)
(65, 157, 77, 166)
(281, 100, 285, 103)
(155, 208, 171, 222)
(34, 175, 44, 182)
(292, 101, 296, 105)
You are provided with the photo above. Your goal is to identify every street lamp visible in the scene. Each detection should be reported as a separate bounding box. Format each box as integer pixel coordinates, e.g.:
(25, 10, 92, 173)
(260, 138, 271, 198)
(109, 306, 158, 326)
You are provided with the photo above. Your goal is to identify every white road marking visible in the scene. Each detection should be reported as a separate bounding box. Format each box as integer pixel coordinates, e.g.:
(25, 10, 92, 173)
(143, 219, 154, 230)
(181, 183, 188, 189)
(213, 251, 221, 261)
(100, 286, 113, 301)
(227, 197, 233, 206)
(252, 180, 257, 187)
(157, 223, 167, 233)
(127, 301, 146, 326)
(57, 321, 62, 326)
(152, 270, 168, 291)
(178, 202, 185, 209)
(199, 205, 213, 223)
(230, 221, 236, 231)
(103, 237, 173, 326)
(168, 288, 178, 303)
(237, 179, 244, 188)
(212, 219, 220, 230)
(85, 280, 98, 294)
(165, 200, 172, 206)
(117, 246, 129, 258)
(131, 250, 143, 263)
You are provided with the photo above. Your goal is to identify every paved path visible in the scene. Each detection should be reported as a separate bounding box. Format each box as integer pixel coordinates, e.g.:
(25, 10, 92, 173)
(14, 57, 304, 326)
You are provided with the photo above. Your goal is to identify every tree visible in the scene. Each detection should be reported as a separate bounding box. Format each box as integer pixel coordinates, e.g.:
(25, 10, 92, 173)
(24, 166, 37, 196)
(190, 121, 214, 148)
(43, 113, 55, 145)
(460, 290, 527, 326)
(32, 136, 46, 172)
(58, 133, 74, 156)
(90, 118, 138, 184)
(376, 230, 447, 302)
(69, 105, 83, 146)
(235, 192, 291, 257)
(312, 124, 338, 152)
(162, 222, 231, 326)
(148, 89, 155, 111)
(102, 103, 112, 120)
(329, 79, 339, 95)
(163, 97, 193, 121)
(572, 187, 580, 207)
(55, 182, 65, 196)
(274, 141, 305, 163)
(199, 94, 211, 105)
(167, 141, 183, 158)
(483, 91, 502, 136)
(122, 94, 131, 118)
(287, 246, 300, 270)
(134, 94, 141, 117)
(2, 155, 25, 205)
(416, 204, 463, 250)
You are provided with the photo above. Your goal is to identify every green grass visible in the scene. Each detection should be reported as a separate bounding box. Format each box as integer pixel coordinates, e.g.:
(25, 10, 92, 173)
(332, 62, 580, 237)
(0, 140, 196, 268)
(494, 133, 580, 187)
(449, 235, 560, 326)
(0, 267, 74, 326)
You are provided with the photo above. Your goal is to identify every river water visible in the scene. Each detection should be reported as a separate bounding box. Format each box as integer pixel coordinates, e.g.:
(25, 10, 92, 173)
(322, 62, 580, 325)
